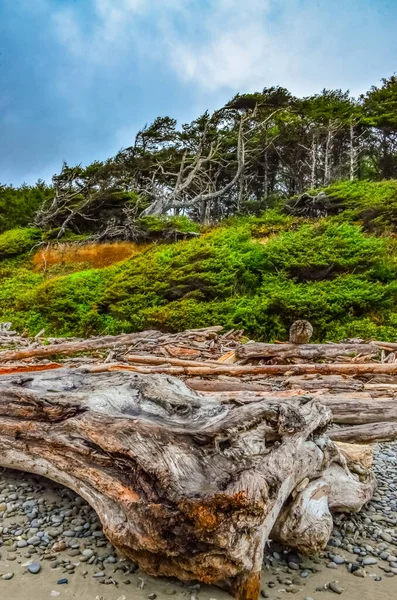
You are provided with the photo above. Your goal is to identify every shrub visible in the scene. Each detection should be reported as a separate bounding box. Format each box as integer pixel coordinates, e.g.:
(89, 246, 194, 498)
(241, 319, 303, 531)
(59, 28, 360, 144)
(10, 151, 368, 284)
(0, 228, 41, 259)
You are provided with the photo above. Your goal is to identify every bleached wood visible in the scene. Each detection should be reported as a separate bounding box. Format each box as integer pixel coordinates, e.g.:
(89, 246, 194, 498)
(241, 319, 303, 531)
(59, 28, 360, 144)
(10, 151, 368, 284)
(0, 368, 375, 600)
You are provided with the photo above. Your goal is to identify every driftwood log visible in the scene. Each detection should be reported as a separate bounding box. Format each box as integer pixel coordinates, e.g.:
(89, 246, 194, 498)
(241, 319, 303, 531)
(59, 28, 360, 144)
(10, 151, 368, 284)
(236, 342, 379, 362)
(0, 368, 375, 600)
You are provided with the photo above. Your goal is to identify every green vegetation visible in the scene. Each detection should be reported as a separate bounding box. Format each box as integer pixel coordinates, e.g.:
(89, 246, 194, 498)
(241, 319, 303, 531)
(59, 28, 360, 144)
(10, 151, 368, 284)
(0, 182, 52, 233)
(0, 228, 41, 259)
(2, 180, 397, 341)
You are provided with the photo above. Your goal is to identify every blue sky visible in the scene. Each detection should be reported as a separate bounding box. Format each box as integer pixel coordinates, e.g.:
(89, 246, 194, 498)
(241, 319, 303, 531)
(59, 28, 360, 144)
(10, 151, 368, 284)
(0, 0, 396, 185)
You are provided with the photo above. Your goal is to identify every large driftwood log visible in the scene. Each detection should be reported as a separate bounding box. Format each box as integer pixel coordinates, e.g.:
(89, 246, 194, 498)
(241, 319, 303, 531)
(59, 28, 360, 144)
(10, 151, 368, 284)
(104, 362, 397, 376)
(236, 343, 378, 362)
(0, 368, 375, 600)
(329, 422, 397, 444)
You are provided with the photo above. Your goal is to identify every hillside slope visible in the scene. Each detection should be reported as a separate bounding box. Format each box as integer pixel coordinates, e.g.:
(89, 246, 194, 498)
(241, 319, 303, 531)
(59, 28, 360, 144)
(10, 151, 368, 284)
(2, 181, 397, 342)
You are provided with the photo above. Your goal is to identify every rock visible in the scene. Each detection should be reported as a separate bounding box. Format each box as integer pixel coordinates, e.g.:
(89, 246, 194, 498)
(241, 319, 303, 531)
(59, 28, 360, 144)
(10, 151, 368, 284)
(52, 541, 67, 552)
(82, 548, 94, 558)
(93, 571, 105, 577)
(380, 532, 393, 543)
(387, 555, 397, 562)
(17, 539, 28, 548)
(288, 561, 300, 570)
(332, 555, 345, 565)
(1, 573, 14, 580)
(27, 536, 41, 546)
(328, 581, 343, 594)
(148, 595, 157, 600)
(57, 578, 68, 584)
(27, 562, 41, 574)
(362, 557, 377, 566)
(353, 568, 366, 577)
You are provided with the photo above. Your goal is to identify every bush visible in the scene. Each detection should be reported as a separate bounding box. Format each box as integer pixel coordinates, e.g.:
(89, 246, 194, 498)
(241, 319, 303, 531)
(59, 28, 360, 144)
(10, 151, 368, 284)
(0, 228, 41, 259)
(261, 221, 392, 281)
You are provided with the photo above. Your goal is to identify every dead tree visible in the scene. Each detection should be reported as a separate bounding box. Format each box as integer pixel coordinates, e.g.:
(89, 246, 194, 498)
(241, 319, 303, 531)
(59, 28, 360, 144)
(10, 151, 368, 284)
(0, 368, 374, 600)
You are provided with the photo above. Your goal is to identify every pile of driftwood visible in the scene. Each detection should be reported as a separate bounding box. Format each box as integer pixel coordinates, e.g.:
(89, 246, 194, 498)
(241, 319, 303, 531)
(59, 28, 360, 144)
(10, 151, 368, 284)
(1, 325, 397, 600)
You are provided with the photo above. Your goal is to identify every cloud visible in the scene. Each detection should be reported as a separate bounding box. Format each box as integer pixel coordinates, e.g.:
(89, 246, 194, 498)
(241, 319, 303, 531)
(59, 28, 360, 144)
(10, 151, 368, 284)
(49, 0, 397, 100)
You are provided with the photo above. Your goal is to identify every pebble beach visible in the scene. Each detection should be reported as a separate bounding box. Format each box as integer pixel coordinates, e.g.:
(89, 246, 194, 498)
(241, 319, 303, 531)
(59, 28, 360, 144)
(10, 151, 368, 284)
(0, 444, 397, 600)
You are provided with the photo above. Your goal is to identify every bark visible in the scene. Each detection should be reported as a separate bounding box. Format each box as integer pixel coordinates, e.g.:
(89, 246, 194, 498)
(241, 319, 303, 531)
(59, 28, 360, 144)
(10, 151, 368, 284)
(0, 368, 374, 600)
(236, 343, 378, 362)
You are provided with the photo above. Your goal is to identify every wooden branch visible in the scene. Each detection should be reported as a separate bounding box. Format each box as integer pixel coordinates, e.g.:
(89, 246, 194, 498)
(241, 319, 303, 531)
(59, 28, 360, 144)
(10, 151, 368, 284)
(0, 368, 374, 600)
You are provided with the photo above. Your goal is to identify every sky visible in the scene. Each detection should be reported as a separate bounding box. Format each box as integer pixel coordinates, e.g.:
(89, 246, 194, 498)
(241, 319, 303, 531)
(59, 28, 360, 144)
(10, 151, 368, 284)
(0, 0, 396, 186)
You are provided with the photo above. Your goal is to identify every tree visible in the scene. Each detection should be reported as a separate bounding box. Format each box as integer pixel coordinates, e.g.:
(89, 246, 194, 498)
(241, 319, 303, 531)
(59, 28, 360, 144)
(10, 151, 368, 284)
(362, 76, 397, 179)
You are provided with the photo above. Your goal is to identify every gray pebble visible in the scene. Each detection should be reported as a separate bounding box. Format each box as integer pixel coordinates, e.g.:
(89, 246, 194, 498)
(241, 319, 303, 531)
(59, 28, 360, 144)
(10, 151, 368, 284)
(328, 581, 343, 594)
(27, 562, 41, 574)
(2, 573, 14, 580)
(332, 555, 345, 565)
(362, 557, 377, 565)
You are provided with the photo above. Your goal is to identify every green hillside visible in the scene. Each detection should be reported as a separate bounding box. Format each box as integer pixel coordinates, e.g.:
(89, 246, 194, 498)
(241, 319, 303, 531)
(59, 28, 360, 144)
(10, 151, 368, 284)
(2, 180, 397, 342)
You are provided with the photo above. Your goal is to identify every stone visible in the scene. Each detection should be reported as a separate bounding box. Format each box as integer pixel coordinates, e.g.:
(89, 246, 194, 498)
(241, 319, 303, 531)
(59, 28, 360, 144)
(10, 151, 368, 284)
(28, 562, 42, 574)
(2, 573, 14, 580)
(380, 532, 393, 543)
(57, 578, 68, 584)
(332, 555, 345, 565)
(362, 557, 377, 566)
(27, 536, 41, 546)
(328, 581, 343, 594)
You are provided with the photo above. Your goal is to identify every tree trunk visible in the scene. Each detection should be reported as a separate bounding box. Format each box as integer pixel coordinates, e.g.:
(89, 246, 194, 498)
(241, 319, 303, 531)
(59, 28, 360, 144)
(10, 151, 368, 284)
(0, 368, 375, 600)
(311, 134, 317, 188)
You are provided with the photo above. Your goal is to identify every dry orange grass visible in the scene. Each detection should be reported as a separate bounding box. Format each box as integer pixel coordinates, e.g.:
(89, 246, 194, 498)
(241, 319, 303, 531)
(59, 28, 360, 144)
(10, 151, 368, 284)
(33, 242, 145, 271)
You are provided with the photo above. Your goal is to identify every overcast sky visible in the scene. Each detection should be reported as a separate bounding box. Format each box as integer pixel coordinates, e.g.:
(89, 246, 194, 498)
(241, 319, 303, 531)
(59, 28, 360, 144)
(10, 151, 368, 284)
(0, 0, 396, 185)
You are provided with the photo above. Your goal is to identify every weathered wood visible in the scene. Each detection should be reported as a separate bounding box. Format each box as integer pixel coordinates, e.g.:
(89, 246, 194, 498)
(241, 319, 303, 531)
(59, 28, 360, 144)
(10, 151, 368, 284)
(335, 442, 373, 471)
(0, 332, 158, 362)
(0, 368, 374, 600)
(180, 388, 397, 428)
(126, 354, 221, 368)
(237, 343, 378, 362)
(0, 363, 62, 375)
(329, 422, 397, 444)
(107, 362, 397, 376)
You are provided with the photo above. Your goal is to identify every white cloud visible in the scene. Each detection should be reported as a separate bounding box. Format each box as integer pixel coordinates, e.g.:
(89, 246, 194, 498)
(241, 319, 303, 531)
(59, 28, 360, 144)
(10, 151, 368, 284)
(49, 0, 394, 99)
